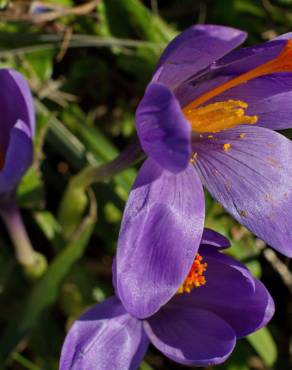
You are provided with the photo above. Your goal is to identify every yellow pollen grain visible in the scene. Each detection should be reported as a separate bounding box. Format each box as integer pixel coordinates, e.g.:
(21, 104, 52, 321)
(223, 143, 231, 152)
(239, 133, 246, 139)
(177, 253, 207, 295)
(189, 152, 198, 164)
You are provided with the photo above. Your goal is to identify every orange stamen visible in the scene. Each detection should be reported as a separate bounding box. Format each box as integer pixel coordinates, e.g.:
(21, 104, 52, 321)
(177, 253, 207, 294)
(186, 99, 257, 133)
(183, 39, 292, 112)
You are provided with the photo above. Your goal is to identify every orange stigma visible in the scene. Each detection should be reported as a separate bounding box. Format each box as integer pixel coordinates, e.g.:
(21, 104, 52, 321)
(182, 40, 292, 133)
(183, 39, 292, 112)
(177, 253, 207, 294)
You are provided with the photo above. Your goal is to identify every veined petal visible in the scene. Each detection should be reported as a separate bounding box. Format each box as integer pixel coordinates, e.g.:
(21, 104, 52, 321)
(193, 126, 292, 257)
(176, 39, 287, 107)
(214, 39, 288, 74)
(153, 24, 246, 89)
(173, 246, 274, 337)
(136, 82, 191, 173)
(117, 159, 205, 319)
(176, 39, 292, 130)
(60, 297, 149, 370)
(144, 305, 236, 366)
(250, 87, 292, 130)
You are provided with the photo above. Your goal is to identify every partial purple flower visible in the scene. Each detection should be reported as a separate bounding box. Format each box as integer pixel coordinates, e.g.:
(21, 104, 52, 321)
(135, 24, 292, 257)
(0, 69, 34, 198)
(60, 231, 274, 369)
(29, 1, 63, 15)
(117, 158, 205, 318)
(0, 70, 44, 276)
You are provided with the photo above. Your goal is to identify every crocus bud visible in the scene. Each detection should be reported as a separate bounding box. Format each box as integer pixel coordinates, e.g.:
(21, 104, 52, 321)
(0, 69, 47, 277)
(0, 69, 34, 198)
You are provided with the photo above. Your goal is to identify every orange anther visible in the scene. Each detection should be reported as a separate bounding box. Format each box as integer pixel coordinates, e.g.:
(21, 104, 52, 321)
(177, 253, 207, 294)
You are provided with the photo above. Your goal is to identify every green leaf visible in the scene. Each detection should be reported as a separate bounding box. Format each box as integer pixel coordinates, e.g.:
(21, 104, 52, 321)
(247, 327, 277, 366)
(217, 341, 250, 370)
(34, 211, 62, 241)
(139, 362, 155, 370)
(234, 0, 265, 17)
(46, 0, 73, 5)
(24, 49, 54, 82)
(0, 0, 8, 10)
(11, 352, 41, 370)
(102, 0, 176, 42)
(0, 207, 96, 363)
(17, 166, 44, 209)
(245, 259, 262, 278)
(36, 100, 91, 170)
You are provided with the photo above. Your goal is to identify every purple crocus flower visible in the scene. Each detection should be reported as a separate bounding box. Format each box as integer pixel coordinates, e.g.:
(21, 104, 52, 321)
(0, 69, 34, 198)
(134, 24, 292, 258)
(60, 229, 274, 369)
(0, 69, 40, 272)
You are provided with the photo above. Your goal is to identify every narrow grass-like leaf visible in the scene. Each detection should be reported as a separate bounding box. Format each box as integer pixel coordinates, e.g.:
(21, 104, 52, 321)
(0, 206, 96, 362)
(247, 327, 277, 366)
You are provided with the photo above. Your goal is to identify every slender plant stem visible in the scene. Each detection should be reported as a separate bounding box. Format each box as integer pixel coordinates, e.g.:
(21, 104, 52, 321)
(0, 200, 37, 266)
(73, 135, 144, 189)
(57, 135, 144, 237)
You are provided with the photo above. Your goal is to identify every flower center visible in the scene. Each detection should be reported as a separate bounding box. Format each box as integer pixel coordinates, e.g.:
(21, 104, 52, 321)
(177, 253, 207, 294)
(185, 99, 257, 133)
(183, 39, 292, 132)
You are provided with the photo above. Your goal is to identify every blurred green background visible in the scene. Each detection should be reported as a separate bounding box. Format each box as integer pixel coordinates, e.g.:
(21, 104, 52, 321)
(0, 0, 291, 369)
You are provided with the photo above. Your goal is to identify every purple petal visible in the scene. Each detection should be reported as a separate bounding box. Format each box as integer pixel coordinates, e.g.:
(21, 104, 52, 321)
(201, 228, 230, 249)
(250, 86, 292, 130)
(0, 70, 34, 195)
(112, 256, 117, 293)
(7, 70, 35, 136)
(190, 244, 256, 297)
(273, 32, 292, 41)
(153, 24, 246, 89)
(175, 39, 287, 106)
(173, 246, 274, 337)
(144, 305, 236, 366)
(193, 125, 292, 257)
(213, 39, 287, 75)
(194, 74, 292, 131)
(0, 120, 33, 195)
(116, 158, 205, 319)
(0, 69, 34, 153)
(200, 245, 255, 290)
(176, 39, 292, 131)
(60, 297, 149, 370)
(136, 82, 191, 173)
